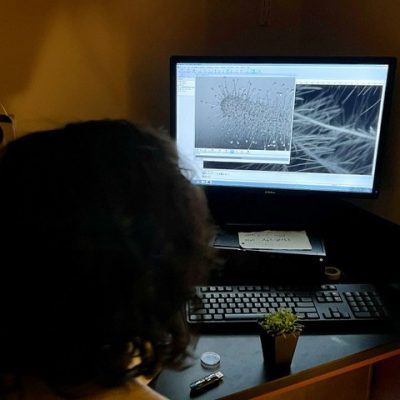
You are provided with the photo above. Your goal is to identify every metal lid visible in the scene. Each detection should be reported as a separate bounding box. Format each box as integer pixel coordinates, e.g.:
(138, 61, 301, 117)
(200, 351, 221, 369)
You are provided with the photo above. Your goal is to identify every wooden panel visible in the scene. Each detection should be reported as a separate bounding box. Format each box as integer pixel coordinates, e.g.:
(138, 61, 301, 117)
(223, 344, 400, 400)
(370, 355, 400, 400)
(248, 366, 371, 400)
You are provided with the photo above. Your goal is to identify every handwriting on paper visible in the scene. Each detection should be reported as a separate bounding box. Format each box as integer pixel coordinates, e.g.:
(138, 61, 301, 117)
(238, 230, 312, 250)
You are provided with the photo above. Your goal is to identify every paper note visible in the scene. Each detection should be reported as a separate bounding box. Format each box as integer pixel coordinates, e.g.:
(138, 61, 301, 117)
(238, 230, 312, 250)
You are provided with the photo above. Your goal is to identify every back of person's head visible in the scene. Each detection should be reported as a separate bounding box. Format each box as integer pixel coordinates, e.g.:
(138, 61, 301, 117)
(0, 120, 214, 395)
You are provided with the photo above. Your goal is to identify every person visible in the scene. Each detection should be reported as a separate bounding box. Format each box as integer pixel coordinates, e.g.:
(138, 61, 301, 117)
(0, 120, 215, 399)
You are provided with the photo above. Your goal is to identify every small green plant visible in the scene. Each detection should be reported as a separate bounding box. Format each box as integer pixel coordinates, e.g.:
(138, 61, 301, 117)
(259, 308, 303, 337)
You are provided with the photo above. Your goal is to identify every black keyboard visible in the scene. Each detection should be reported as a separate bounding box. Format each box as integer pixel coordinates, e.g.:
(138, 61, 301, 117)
(187, 283, 391, 332)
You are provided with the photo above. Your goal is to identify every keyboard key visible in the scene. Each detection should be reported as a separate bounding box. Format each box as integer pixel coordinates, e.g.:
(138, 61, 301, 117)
(295, 307, 317, 313)
(354, 312, 372, 318)
(225, 313, 264, 320)
(296, 302, 314, 308)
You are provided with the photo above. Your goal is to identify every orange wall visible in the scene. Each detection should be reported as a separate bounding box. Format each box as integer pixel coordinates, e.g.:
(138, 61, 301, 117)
(0, 0, 207, 132)
(0, 1, 399, 223)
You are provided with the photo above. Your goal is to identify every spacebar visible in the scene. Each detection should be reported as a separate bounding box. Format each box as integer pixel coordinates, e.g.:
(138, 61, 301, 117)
(225, 313, 264, 320)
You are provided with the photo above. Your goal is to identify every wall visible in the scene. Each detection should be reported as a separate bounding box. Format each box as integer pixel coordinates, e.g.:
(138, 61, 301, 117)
(0, 1, 399, 223)
(0, 0, 207, 132)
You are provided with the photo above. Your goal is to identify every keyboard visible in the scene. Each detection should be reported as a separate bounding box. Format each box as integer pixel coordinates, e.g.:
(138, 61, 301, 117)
(187, 283, 391, 332)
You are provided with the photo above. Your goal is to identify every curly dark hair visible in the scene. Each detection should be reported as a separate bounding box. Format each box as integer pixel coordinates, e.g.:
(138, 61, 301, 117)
(0, 120, 214, 395)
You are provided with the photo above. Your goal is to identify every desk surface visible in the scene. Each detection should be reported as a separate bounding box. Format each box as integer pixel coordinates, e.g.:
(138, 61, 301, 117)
(150, 332, 400, 399)
(151, 206, 400, 399)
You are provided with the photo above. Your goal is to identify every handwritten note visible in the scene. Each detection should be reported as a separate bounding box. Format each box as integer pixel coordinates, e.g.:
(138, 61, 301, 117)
(238, 230, 312, 250)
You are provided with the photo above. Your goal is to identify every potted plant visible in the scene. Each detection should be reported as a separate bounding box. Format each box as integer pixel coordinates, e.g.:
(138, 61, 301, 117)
(258, 308, 303, 374)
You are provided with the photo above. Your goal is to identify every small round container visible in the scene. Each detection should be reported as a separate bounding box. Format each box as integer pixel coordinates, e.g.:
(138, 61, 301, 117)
(324, 266, 341, 282)
(200, 351, 221, 369)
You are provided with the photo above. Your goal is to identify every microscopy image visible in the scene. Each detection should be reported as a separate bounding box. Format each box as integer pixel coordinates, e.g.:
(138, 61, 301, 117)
(201, 83, 383, 175)
(195, 76, 296, 151)
(291, 84, 382, 174)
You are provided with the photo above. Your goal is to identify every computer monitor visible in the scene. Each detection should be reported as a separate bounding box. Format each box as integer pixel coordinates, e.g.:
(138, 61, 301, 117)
(170, 56, 396, 225)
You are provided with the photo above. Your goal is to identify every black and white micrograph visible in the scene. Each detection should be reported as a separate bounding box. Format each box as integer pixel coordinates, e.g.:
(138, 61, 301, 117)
(202, 84, 383, 175)
(291, 84, 382, 174)
(195, 77, 296, 151)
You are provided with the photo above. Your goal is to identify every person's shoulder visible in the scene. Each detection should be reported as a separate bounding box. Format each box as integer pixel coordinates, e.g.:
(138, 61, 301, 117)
(84, 380, 168, 400)
(126, 380, 168, 400)
(4, 377, 168, 400)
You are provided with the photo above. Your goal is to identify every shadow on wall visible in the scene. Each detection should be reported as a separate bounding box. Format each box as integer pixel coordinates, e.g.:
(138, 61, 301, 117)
(0, 0, 57, 98)
(1, 1, 142, 132)
(0, 0, 209, 133)
(203, 0, 306, 56)
(126, 1, 208, 129)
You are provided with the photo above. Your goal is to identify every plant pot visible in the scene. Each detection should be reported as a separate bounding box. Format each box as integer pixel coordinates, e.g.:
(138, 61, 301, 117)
(259, 329, 300, 372)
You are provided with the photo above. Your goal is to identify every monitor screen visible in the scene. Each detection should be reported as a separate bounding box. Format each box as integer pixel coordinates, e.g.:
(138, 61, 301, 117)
(171, 57, 395, 197)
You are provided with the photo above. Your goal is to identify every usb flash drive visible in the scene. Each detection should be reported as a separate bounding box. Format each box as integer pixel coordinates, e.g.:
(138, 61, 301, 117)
(190, 371, 224, 396)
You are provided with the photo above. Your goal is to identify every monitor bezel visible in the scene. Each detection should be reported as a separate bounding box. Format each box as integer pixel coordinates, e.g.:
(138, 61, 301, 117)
(170, 55, 396, 200)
